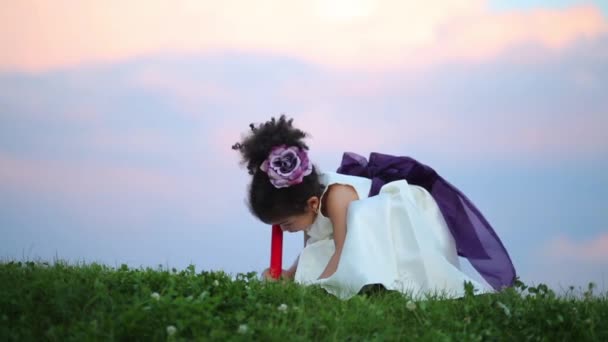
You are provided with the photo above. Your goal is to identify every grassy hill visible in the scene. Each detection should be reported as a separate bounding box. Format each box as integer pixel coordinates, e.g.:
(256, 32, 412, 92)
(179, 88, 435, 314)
(1, 261, 606, 341)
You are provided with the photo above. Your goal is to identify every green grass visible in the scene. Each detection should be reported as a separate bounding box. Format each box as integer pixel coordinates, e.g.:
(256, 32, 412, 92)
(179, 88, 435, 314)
(1, 261, 606, 341)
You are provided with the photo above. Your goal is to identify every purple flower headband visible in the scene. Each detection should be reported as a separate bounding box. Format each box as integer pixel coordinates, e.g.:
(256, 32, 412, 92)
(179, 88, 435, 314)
(260, 145, 313, 188)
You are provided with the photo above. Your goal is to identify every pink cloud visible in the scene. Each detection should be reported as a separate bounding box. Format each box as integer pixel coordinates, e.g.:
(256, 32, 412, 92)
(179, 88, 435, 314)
(0, 153, 234, 225)
(211, 107, 608, 165)
(544, 233, 608, 263)
(211, 110, 426, 162)
(87, 129, 179, 156)
(439, 113, 608, 160)
(1, 1, 606, 72)
(0, 153, 177, 198)
(128, 67, 235, 117)
(429, 5, 608, 63)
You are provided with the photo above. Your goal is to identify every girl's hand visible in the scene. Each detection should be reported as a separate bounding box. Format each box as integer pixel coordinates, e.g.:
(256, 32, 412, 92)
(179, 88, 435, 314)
(262, 268, 294, 281)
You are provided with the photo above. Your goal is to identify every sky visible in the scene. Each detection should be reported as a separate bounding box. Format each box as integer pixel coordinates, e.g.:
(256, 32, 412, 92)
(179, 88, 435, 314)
(1, 0, 607, 293)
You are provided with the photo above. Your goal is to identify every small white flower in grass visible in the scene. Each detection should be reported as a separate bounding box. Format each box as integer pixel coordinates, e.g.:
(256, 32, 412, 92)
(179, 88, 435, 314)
(406, 301, 416, 311)
(237, 324, 249, 334)
(166, 325, 177, 336)
(496, 301, 511, 317)
(278, 303, 288, 312)
(151, 292, 160, 301)
(213, 280, 219, 286)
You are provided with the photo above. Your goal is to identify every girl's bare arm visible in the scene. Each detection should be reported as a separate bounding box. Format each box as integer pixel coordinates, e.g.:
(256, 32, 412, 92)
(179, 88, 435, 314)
(318, 184, 358, 279)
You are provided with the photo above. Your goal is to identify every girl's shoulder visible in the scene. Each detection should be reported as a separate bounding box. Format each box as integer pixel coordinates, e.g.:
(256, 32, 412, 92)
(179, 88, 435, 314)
(318, 172, 372, 211)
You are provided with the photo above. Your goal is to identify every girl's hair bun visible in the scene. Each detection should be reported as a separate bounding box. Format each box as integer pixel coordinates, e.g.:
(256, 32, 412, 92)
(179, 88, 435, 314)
(232, 115, 309, 175)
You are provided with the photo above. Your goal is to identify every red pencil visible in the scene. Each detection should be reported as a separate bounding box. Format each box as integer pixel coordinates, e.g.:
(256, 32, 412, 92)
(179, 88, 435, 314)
(269, 224, 283, 279)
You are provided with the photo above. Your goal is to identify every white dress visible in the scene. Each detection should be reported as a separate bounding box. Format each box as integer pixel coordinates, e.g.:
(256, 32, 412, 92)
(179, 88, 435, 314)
(294, 172, 492, 300)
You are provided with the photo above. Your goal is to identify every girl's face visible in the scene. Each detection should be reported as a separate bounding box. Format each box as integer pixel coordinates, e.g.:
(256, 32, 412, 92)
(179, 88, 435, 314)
(273, 196, 319, 233)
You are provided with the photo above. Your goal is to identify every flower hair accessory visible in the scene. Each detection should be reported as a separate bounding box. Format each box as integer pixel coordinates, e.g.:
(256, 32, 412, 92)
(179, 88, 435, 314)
(260, 145, 313, 188)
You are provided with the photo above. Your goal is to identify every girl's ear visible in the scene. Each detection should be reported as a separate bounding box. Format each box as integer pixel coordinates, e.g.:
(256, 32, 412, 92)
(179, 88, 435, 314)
(307, 196, 320, 212)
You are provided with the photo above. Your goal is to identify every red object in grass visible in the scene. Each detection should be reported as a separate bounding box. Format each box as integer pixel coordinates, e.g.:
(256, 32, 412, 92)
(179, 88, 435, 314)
(270, 224, 283, 279)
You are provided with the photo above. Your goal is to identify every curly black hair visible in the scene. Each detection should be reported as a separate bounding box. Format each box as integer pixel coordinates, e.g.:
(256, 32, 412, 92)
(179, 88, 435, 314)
(232, 115, 324, 224)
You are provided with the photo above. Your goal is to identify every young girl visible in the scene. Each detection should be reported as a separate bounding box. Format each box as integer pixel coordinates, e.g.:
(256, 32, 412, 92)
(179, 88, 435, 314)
(232, 116, 516, 299)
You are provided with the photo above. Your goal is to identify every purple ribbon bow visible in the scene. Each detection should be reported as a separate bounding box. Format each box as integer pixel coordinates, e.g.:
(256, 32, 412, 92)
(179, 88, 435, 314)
(337, 152, 516, 291)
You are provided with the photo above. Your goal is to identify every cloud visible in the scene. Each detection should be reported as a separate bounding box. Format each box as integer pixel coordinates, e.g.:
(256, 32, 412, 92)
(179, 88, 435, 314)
(522, 232, 608, 290)
(215, 110, 420, 158)
(128, 66, 236, 116)
(434, 113, 608, 159)
(3, 46, 606, 167)
(1, 1, 606, 72)
(429, 5, 608, 63)
(0, 151, 242, 228)
(543, 233, 608, 263)
(0, 153, 177, 198)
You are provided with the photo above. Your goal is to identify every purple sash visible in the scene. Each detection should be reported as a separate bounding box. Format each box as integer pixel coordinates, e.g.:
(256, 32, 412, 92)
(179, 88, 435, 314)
(337, 152, 516, 291)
